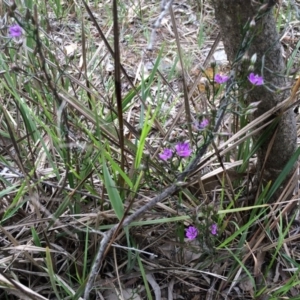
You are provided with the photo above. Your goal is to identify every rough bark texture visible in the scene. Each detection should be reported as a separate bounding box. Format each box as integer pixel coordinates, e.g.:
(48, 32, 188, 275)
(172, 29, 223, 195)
(212, 0, 297, 194)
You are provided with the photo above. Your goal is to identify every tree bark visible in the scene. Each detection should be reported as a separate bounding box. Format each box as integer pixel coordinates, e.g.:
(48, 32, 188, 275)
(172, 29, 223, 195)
(211, 0, 297, 196)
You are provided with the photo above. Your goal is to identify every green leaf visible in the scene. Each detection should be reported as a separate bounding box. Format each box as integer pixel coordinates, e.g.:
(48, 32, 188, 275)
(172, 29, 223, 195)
(45, 247, 61, 300)
(104, 151, 133, 189)
(102, 154, 124, 220)
(135, 106, 156, 169)
(265, 145, 300, 202)
(31, 227, 41, 247)
(137, 254, 153, 300)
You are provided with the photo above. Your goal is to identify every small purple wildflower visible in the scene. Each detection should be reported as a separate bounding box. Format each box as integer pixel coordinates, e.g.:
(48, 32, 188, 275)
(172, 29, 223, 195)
(198, 119, 209, 129)
(159, 148, 172, 161)
(175, 142, 192, 157)
(248, 73, 264, 86)
(193, 119, 209, 131)
(185, 226, 198, 240)
(9, 24, 22, 38)
(210, 223, 218, 235)
(214, 74, 229, 84)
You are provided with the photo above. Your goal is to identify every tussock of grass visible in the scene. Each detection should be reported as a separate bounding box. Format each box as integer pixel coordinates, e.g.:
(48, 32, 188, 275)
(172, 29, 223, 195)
(0, 0, 300, 299)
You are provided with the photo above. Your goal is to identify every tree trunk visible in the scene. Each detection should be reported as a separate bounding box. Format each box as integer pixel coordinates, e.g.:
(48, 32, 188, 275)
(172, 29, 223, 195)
(211, 0, 297, 197)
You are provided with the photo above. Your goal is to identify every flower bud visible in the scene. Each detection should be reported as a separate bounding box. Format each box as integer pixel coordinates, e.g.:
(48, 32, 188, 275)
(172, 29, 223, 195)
(9, 0, 17, 10)
(210, 60, 216, 68)
(138, 164, 146, 170)
(242, 51, 250, 62)
(248, 65, 254, 72)
(250, 53, 257, 65)
(250, 18, 256, 28)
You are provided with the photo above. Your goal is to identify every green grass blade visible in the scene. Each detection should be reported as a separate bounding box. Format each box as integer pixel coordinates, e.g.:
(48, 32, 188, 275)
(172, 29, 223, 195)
(45, 247, 61, 300)
(137, 254, 153, 300)
(102, 153, 124, 220)
(265, 145, 300, 202)
(135, 106, 156, 169)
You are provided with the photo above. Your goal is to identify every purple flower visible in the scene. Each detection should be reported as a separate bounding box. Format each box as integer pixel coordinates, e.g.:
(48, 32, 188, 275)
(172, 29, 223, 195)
(175, 142, 192, 157)
(248, 73, 264, 86)
(214, 74, 229, 84)
(9, 24, 22, 38)
(159, 148, 172, 161)
(185, 226, 198, 240)
(197, 119, 209, 130)
(210, 223, 218, 235)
